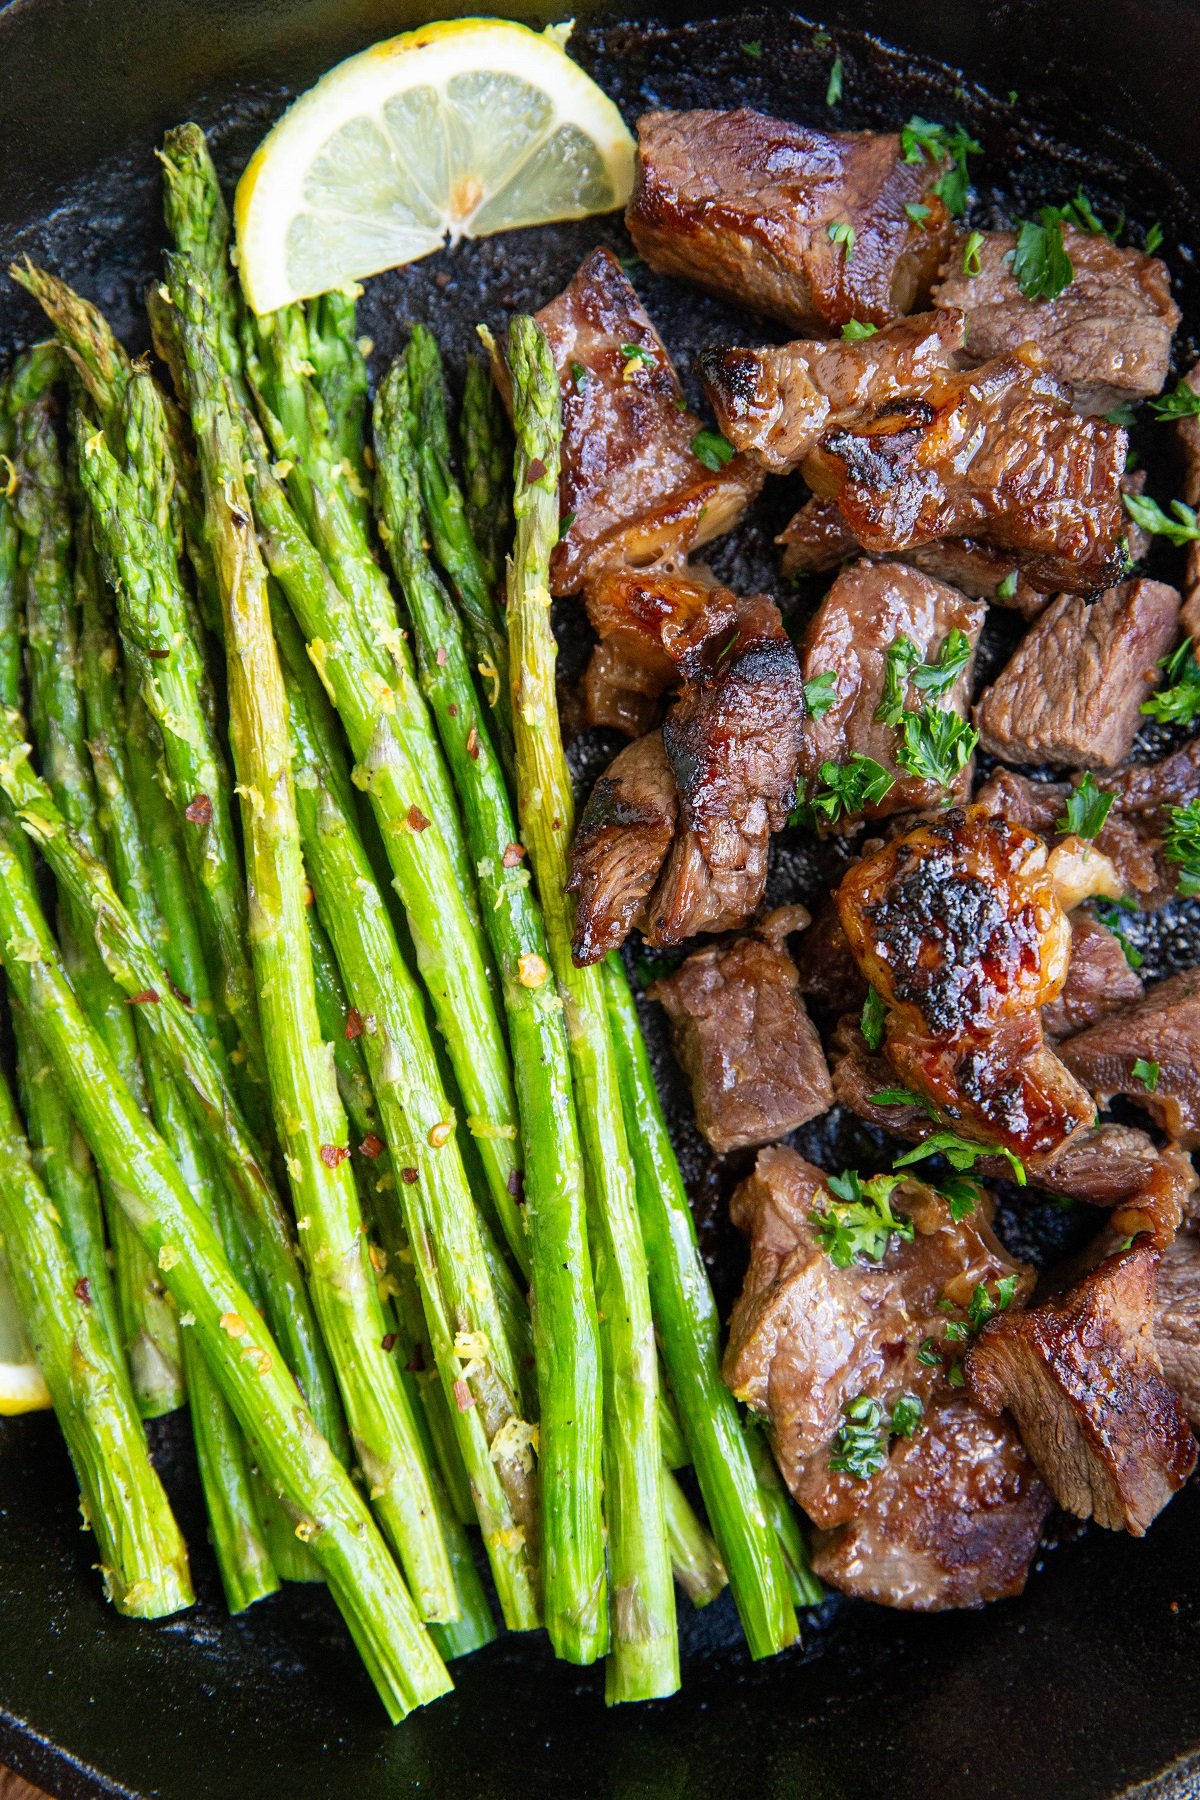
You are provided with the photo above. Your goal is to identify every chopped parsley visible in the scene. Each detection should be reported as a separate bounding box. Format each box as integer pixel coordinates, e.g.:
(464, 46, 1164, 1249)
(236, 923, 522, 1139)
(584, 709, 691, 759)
(1150, 379, 1200, 421)
(1163, 798, 1200, 896)
(860, 984, 887, 1051)
(895, 1130, 1027, 1186)
(557, 510, 576, 541)
(1056, 770, 1115, 839)
(826, 55, 844, 107)
(946, 1360, 966, 1387)
(829, 1395, 888, 1479)
(1124, 490, 1200, 546)
(916, 1338, 942, 1368)
(900, 116, 981, 216)
(1145, 222, 1164, 254)
(966, 1274, 1020, 1330)
(740, 38, 763, 57)
(620, 343, 656, 375)
(896, 704, 978, 788)
(1060, 187, 1106, 235)
(800, 754, 896, 825)
(812, 27, 831, 48)
(690, 428, 735, 471)
(1010, 208, 1075, 301)
(1093, 898, 1144, 970)
(905, 200, 932, 228)
(1141, 637, 1200, 726)
(910, 628, 974, 702)
(876, 634, 922, 726)
(802, 669, 840, 718)
(569, 360, 590, 391)
(827, 220, 856, 260)
(890, 1392, 924, 1439)
(841, 319, 877, 340)
(1106, 402, 1138, 428)
(869, 1086, 927, 1109)
(996, 569, 1019, 601)
(962, 229, 985, 277)
(1132, 1057, 1160, 1092)
(937, 1173, 983, 1220)
(810, 1170, 914, 1268)
(875, 631, 977, 787)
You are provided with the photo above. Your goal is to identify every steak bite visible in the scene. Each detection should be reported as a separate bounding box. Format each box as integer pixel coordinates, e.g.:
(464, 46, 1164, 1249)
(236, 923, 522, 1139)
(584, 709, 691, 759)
(1059, 967, 1200, 1146)
(579, 564, 736, 738)
(533, 246, 761, 595)
(973, 580, 1181, 770)
(724, 1146, 1049, 1609)
(835, 808, 1098, 1167)
(1042, 912, 1144, 1040)
(702, 309, 965, 474)
(802, 351, 1130, 593)
(966, 1154, 1198, 1535)
(932, 227, 1180, 413)
(796, 559, 984, 823)
(648, 908, 833, 1153)
(794, 903, 869, 1016)
(1175, 360, 1200, 629)
(1155, 1230, 1200, 1427)
(627, 109, 953, 334)
(567, 730, 677, 964)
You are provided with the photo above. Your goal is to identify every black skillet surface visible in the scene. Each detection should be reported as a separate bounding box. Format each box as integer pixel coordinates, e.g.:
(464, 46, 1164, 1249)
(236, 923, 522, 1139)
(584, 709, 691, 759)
(2, 1, 1200, 1794)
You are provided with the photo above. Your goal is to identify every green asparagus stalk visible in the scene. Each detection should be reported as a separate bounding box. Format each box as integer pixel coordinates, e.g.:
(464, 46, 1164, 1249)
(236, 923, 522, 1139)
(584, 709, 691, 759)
(159, 125, 248, 404)
(171, 261, 457, 1625)
(744, 1425, 823, 1609)
(0, 1056, 193, 1617)
(375, 348, 606, 1661)
(505, 314, 677, 1702)
(403, 330, 512, 760)
(307, 287, 371, 526)
(460, 353, 513, 596)
(663, 1471, 727, 1609)
(604, 962, 803, 1655)
(0, 823, 450, 1719)
(275, 595, 541, 1631)
(0, 706, 345, 1458)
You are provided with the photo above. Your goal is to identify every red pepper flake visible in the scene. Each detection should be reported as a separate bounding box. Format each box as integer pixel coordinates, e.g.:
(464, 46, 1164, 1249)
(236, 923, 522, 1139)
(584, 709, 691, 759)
(319, 1143, 350, 1168)
(406, 805, 431, 832)
(359, 1133, 385, 1160)
(74, 1276, 91, 1305)
(447, 702, 458, 718)
(184, 793, 213, 826)
(526, 458, 547, 484)
(400, 1166, 419, 1184)
(406, 1345, 426, 1373)
(552, 816, 562, 832)
(165, 977, 192, 1009)
(146, 647, 170, 661)
(344, 1007, 364, 1041)
(466, 727, 479, 761)
(436, 646, 447, 667)
(126, 988, 160, 1006)
(507, 1169, 526, 1205)
(453, 1377, 476, 1411)
(502, 842, 525, 868)
(381, 1332, 397, 1353)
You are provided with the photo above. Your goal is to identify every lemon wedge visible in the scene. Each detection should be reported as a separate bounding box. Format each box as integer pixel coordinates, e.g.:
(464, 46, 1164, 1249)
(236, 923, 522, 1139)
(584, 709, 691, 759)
(0, 1258, 49, 1416)
(235, 17, 635, 314)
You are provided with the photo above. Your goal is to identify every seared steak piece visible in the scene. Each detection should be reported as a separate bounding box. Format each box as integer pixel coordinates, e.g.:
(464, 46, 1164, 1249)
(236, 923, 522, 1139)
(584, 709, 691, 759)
(1155, 1230, 1200, 1426)
(533, 247, 761, 594)
(567, 730, 677, 964)
(776, 495, 860, 578)
(973, 580, 1180, 770)
(1175, 361, 1200, 628)
(1042, 913, 1144, 1040)
(932, 227, 1179, 413)
(802, 351, 1130, 593)
(627, 109, 953, 333)
(1060, 968, 1200, 1147)
(836, 809, 1097, 1167)
(796, 559, 984, 823)
(794, 903, 869, 1016)
(967, 1155, 1197, 1535)
(702, 310, 965, 474)
(724, 1146, 1048, 1608)
(974, 766, 1178, 912)
(648, 908, 833, 1153)
(580, 565, 736, 738)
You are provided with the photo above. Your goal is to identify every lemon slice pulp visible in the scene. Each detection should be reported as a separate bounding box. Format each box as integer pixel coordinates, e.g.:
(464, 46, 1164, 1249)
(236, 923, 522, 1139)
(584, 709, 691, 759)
(0, 1258, 49, 1416)
(235, 18, 635, 314)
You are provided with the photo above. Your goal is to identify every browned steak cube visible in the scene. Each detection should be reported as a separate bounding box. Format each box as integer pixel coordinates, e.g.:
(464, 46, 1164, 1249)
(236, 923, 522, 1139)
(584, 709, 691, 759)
(579, 565, 735, 738)
(1042, 913, 1144, 1040)
(648, 910, 833, 1153)
(567, 730, 677, 964)
(1156, 1231, 1200, 1427)
(1059, 967, 1200, 1146)
(627, 109, 953, 332)
(1176, 359, 1200, 629)
(933, 226, 1179, 413)
(974, 579, 1181, 769)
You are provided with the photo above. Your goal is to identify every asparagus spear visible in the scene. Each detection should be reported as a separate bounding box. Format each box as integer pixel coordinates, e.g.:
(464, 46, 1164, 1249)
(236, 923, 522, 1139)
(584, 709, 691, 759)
(506, 315, 677, 1703)
(375, 348, 606, 1661)
(663, 1470, 727, 1610)
(0, 822, 450, 1719)
(403, 331, 512, 760)
(159, 124, 248, 404)
(0, 1056, 194, 1618)
(11, 358, 183, 1417)
(460, 353, 512, 597)
(275, 595, 541, 1631)
(170, 260, 457, 1625)
(604, 963, 804, 1655)
(307, 287, 371, 527)
(745, 1425, 823, 1609)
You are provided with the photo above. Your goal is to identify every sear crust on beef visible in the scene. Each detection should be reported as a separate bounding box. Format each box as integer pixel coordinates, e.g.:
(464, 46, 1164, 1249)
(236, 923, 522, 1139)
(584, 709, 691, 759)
(580, 564, 734, 737)
(835, 808, 1098, 1166)
(567, 730, 678, 964)
(973, 580, 1181, 770)
(702, 309, 965, 474)
(1155, 1230, 1200, 1427)
(533, 246, 761, 594)
(1042, 913, 1144, 1040)
(724, 1146, 1048, 1608)
(794, 903, 870, 1016)
(802, 350, 1130, 593)
(649, 907, 833, 1153)
(1059, 967, 1200, 1146)
(966, 1155, 1197, 1535)
(627, 108, 953, 333)
(796, 559, 985, 822)
(932, 226, 1180, 413)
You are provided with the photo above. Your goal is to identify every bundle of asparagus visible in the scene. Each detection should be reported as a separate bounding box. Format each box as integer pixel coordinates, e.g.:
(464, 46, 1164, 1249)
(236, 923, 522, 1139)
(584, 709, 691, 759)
(0, 121, 817, 1722)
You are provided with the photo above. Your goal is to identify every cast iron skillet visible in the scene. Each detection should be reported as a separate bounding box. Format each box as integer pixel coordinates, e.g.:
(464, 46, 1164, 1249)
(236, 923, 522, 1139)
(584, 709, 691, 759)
(1, 2, 1199, 1795)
